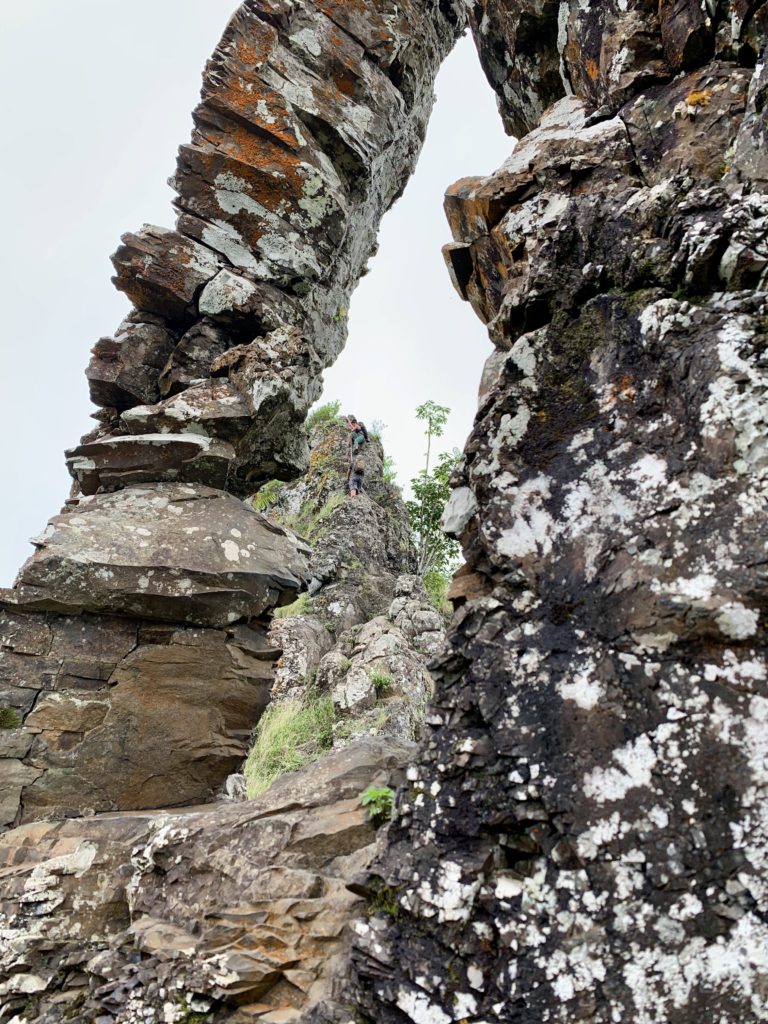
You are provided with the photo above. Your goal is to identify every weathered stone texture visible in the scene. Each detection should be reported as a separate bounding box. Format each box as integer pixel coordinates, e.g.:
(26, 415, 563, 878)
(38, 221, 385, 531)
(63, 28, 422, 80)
(469, 0, 768, 137)
(337, 8, 768, 1024)
(252, 421, 440, 751)
(0, 740, 411, 1022)
(4, 2, 768, 1023)
(0, 0, 463, 831)
(0, 601, 279, 825)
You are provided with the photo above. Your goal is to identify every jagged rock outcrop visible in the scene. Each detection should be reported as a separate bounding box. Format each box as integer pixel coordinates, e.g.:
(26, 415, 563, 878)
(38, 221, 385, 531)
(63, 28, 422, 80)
(3, 2, 768, 1023)
(0, 739, 411, 1023)
(0, 0, 462, 828)
(337, 5, 768, 1024)
(256, 420, 444, 746)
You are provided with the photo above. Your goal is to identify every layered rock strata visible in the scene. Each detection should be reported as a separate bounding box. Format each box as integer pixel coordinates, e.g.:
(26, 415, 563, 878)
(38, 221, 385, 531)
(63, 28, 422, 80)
(0, 0, 463, 826)
(0, 739, 411, 1023)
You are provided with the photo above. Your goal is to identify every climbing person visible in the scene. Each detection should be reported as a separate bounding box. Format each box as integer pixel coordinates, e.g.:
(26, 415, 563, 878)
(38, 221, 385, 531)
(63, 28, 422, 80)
(348, 458, 365, 497)
(346, 414, 369, 456)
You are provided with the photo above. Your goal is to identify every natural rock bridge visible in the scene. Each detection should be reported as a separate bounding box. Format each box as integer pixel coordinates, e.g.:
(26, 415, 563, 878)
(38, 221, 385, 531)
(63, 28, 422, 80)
(1, 1, 768, 1022)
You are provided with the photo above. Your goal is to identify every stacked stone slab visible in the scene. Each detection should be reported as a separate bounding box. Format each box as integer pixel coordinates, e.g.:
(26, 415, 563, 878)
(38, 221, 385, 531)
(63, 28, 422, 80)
(0, 0, 464, 828)
(0, 740, 413, 1022)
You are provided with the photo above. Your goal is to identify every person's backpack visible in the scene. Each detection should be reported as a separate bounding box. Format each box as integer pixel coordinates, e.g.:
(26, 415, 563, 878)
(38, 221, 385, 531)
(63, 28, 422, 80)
(354, 459, 365, 474)
(358, 421, 369, 442)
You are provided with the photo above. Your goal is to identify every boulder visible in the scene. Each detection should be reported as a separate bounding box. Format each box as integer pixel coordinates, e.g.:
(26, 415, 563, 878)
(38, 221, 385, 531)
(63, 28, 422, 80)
(121, 379, 252, 441)
(14, 483, 310, 627)
(86, 319, 176, 411)
(20, 627, 274, 821)
(65, 433, 236, 494)
(0, 605, 281, 825)
(159, 320, 233, 397)
(111, 226, 221, 322)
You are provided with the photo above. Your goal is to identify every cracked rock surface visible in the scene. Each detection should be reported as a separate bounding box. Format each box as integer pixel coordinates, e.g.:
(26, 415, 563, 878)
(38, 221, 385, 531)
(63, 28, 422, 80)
(334, 4, 768, 1024)
(0, 740, 412, 1023)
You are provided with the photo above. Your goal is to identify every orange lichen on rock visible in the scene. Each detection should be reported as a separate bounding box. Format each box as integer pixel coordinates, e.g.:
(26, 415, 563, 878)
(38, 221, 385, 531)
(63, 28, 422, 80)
(685, 88, 712, 107)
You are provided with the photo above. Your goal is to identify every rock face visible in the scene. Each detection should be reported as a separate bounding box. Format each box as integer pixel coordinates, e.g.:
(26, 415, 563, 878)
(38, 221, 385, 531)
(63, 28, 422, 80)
(337, 5, 768, 1024)
(0, 739, 412, 1023)
(256, 420, 444, 748)
(3, 3, 768, 1024)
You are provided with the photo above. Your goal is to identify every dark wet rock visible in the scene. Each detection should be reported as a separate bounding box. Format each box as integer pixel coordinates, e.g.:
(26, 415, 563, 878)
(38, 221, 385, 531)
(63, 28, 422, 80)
(86, 318, 176, 411)
(65, 433, 236, 494)
(159, 319, 233, 398)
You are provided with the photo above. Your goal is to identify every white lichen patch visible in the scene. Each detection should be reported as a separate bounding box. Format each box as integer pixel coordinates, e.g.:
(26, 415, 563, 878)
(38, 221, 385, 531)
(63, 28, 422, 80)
(583, 734, 657, 803)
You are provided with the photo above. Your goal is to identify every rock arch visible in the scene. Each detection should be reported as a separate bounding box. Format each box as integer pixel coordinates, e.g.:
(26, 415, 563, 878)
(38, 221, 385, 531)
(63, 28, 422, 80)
(2, 2, 768, 1022)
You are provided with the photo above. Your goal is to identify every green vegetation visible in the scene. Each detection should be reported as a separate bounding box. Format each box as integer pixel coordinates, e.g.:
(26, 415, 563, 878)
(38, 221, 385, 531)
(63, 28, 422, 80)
(370, 671, 393, 696)
(407, 446, 461, 577)
(366, 880, 402, 918)
(252, 478, 283, 511)
(244, 694, 335, 797)
(416, 400, 450, 476)
(274, 592, 312, 619)
(283, 492, 346, 542)
(0, 707, 21, 729)
(406, 401, 461, 577)
(307, 399, 342, 432)
(173, 997, 211, 1024)
(382, 454, 398, 485)
(424, 570, 452, 615)
(360, 785, 395, 824)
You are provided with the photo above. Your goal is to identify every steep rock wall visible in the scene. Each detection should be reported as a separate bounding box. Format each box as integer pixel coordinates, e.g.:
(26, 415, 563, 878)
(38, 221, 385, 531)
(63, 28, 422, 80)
(337, 4, 768, 1023)
(1, 2, 767, 1024)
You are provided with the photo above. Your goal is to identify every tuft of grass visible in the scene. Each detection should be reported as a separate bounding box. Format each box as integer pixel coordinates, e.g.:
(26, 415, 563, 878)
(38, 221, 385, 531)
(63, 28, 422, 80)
(275, 592, 312, 619)
(307, 400, 342, 432)
(244, 695, 335, 798)
(0, 707, 22, 730)
(370, 671, 394, 696)
(424, 570, 452, 616)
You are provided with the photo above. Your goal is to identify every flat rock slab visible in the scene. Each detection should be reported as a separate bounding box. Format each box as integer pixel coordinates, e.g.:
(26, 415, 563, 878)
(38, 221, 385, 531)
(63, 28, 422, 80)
(66, 433, 236, 494)
(14, 483, 310, 627)
(121, 379, 252, 440)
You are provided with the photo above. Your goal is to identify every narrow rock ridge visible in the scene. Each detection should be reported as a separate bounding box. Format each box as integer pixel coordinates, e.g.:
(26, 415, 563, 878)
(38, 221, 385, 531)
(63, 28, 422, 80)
(253, 420, 445, 748)
(0, 0, 464, 827)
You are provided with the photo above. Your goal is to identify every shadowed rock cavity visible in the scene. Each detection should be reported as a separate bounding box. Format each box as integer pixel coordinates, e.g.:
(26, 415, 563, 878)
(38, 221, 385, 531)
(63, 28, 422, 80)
(2, 1, 768, 1023)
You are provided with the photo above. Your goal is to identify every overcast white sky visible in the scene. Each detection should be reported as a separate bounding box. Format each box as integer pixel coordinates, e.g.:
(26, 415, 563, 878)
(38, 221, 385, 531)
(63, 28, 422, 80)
(0, 2, 512, 586)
